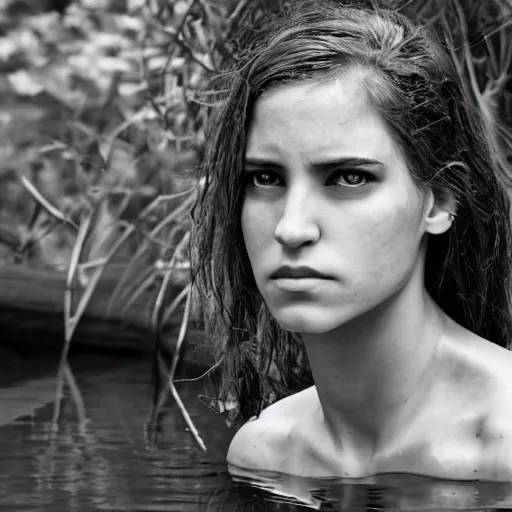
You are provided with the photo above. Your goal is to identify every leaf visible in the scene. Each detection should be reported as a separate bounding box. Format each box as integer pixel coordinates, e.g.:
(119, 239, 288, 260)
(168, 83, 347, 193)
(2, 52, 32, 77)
(20, 175, 79, 231)
(115, 14, 145, 33)
(81, 0, 110, 9)
(0, 37, 17, 62)
(118, 81, 147, 97)
(7, 70, 44, 96)
(127, 0, 145, 11)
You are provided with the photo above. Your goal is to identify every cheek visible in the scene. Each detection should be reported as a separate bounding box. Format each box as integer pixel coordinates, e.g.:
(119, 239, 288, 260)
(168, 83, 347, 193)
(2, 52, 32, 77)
(351, 194, 424, 282)
(241, 200, 274, 262)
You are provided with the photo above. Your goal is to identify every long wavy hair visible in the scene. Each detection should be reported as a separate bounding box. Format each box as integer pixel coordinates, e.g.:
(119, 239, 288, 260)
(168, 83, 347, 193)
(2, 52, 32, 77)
(190, 0, 512, 429)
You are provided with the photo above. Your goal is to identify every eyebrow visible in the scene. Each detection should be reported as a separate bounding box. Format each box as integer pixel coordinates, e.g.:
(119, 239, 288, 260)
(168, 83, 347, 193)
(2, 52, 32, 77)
(244, 156, 385, 172)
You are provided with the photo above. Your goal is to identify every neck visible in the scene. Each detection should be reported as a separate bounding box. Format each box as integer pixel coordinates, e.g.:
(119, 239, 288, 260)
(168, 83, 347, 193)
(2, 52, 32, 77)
(301, 266, 447, 454)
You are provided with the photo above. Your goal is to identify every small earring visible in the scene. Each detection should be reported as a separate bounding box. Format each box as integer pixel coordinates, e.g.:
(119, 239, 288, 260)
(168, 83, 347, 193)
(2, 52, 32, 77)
(448, 213, 455, 223)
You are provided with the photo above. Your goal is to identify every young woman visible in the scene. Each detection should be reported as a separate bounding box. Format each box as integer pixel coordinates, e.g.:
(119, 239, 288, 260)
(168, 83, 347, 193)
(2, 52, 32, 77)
(191, 0, 512, 481)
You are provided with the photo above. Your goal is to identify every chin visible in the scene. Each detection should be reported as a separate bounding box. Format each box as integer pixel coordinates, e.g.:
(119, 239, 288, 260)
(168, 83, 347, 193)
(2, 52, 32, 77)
(272, 308, 349, 334)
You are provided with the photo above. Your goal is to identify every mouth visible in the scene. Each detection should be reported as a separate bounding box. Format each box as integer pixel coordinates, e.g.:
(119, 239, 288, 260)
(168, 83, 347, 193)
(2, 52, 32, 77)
(271, 276, 332, 292)
(270, 265, 333, 280)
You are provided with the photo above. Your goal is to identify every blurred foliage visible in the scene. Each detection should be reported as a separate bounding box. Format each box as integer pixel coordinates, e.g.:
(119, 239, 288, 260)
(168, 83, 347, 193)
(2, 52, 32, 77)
(0, 0, 242, 333)
(0, 0, 222, 273)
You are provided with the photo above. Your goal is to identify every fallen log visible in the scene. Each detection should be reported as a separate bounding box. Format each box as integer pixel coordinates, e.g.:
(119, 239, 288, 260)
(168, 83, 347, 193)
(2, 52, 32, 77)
(0, 264, 212, 368)
(0, 264, 162, 325)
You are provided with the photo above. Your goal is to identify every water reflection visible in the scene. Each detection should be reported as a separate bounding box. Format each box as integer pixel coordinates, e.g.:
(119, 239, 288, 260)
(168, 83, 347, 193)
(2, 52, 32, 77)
(209, 467, 512, 511)
(0, 352, 231, 511)
(2, 350, 512, 511)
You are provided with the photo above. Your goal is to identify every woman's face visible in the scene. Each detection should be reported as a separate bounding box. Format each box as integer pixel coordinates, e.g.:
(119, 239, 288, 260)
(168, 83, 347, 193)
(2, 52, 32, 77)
(241, 71, 431, 333)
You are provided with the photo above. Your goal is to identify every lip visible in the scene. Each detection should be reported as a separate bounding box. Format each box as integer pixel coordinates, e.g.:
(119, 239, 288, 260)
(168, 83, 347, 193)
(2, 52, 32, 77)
(270, 265, 332, 279)
(271, 277, 332, 292)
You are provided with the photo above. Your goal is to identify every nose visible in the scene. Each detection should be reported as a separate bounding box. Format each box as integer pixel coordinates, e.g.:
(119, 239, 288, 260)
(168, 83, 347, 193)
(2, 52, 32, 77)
(274, 187, 321, 249)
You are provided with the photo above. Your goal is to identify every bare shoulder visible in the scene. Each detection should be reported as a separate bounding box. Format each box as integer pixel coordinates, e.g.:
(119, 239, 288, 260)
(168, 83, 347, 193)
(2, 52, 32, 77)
(460, 336, 512, 404)
(478, 407, 512, 481)
(477, 345, 512, 480)
(480, 341, 512, 404)
(226, 387, 315, 472)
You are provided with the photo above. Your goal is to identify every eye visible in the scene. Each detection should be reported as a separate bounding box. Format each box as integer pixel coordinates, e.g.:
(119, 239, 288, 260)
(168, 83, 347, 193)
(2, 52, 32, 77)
(247, 171, 282, 187)
(330, 170, 371, 188)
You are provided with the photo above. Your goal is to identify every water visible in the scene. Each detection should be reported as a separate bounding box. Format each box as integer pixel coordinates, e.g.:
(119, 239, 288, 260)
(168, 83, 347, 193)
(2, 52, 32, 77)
(2, 344, 512, 511)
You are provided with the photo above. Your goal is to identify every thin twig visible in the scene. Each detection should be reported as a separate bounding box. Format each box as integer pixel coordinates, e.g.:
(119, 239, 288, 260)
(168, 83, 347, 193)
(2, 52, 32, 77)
(118, 267, 157, 317)
(168, 285, 207, 451)
(64, 212, 94, 341)
(20, 175, 79, 231)
(63, 363, 88, 436)
(173, 356, 224, 383)
(108, 191, 195, 311)
(395, 0, 419, 13)
(52, 211, 93, 429)
(151, 270, 187, 333)
(54, 203, 138, 428)
(160, 277, 190, 326)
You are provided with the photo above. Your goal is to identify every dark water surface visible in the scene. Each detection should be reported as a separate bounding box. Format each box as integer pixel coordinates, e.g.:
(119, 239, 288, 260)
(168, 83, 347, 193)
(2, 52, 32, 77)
(2, 344, 512, 511)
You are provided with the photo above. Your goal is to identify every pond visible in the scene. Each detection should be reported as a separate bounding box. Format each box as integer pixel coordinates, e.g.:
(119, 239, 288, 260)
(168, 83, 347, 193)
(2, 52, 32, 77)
(3, 342, 512, 511)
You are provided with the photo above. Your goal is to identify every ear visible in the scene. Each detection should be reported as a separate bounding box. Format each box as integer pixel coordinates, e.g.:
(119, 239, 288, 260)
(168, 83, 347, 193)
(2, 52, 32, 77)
(423, 186, 457, 235)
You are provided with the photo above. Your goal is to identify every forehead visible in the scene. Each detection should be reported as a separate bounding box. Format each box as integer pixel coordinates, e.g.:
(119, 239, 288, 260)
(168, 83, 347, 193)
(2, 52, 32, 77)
(246, 71, 400, 164)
